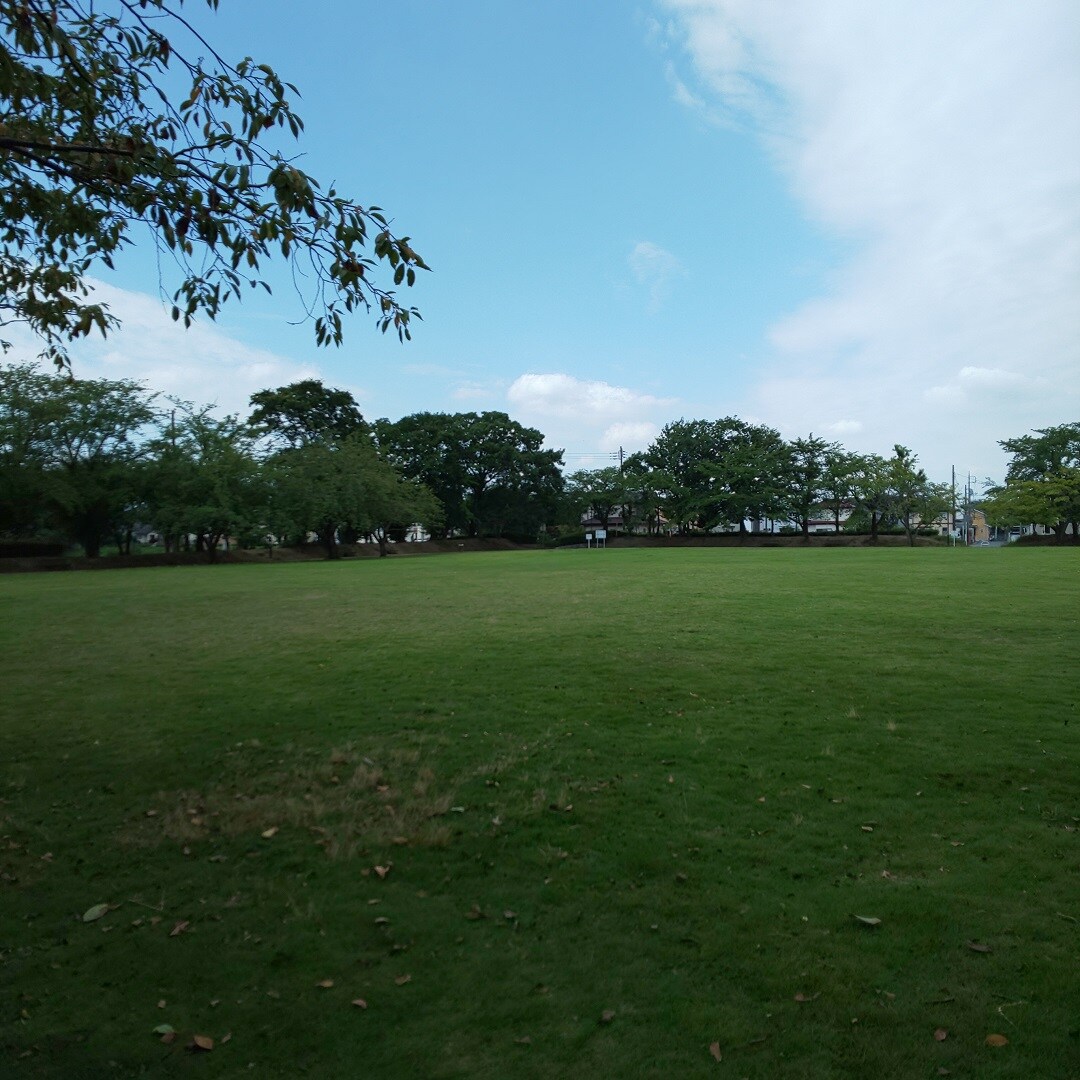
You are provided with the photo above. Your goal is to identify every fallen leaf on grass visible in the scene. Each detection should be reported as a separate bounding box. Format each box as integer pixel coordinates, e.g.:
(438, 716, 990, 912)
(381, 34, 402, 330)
(82, 903, 110, 923)
(515, 1036, 532, 1045)
(709, 1041, 722, 1062)
(260, 827, 278, 839)
(852, 915, 882, 927)
(152, 1024, 175, 1036)
(599, 1009, 616, 1024)
(160, 1031, 176, 1045)
(316, 979, 334, 988)
(465, 904, 485, 920)
(190, 1034, 214, 1052)
(985, 1033, 1009, 1047)
(394, 974, 411, 986)
(504, 910, 517, 920)
(794, 992, 819, 1002)
(157, 1000, 166, 1009)
(220, 1032, 232, 1045)
(169, 920, 190, 937)
(373, 865, 391, 880)
(934, 1028, 948, 1041)
(966, 941, 992, 953)
(351, 998, 368, 1009)
(374, 916, 390, 926)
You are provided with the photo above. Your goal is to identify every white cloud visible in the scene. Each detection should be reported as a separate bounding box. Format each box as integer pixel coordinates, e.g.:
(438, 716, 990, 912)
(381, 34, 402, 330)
(6, 279, 321, 417)
(659, 0, 1080, 480)
(628, 241, 686, 312)
(601, 421, 661, 450)
(926, 366, 1048, 406)
(506, 372, 675, 462)
(824, 419, 863, 437)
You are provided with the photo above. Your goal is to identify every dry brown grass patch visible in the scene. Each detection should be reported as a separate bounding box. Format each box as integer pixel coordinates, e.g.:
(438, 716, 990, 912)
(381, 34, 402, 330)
(120, 744, 458, 858)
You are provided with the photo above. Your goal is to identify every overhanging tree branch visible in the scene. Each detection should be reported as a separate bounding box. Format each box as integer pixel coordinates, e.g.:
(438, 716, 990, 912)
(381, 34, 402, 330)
(0, 0, 427, 368)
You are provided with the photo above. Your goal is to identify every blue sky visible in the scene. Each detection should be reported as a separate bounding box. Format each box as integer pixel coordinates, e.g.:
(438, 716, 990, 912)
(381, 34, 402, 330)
(19, 0, 1079, 483)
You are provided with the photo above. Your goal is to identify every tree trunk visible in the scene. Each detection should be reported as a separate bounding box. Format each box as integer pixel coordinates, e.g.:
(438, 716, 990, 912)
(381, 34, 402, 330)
(321, 522, 339, 559)
(870, 511, 880, 543)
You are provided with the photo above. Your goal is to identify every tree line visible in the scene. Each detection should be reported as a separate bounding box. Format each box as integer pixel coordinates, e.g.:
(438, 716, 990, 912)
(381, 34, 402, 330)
(0, 366, 562, 556)
(565, 422, 951, 545)
(2, 363, 1076, 557)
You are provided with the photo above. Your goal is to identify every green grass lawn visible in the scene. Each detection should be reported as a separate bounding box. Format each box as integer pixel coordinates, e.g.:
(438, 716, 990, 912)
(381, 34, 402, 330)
(1, 548, 1077, 1079)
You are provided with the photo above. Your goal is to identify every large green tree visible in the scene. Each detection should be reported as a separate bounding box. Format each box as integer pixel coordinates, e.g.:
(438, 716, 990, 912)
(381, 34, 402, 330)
(818, 447, 860, 534)
(783, 435, 835, 540)
(985, 423, 1080, 541)
(1, 0, 425, 368)
(267, 433, 437, 558)
(887, 445, 950, 546)
(144, 401, 262, 554)
(248, 380, 367, 450)
(0, 363, 155, 553)
(377, 411, 563, 538)
(564, 466, 628, 533)
(849, 453, 892, 543)
(644, 418, 788, 534)
(0, 361, 60, 535)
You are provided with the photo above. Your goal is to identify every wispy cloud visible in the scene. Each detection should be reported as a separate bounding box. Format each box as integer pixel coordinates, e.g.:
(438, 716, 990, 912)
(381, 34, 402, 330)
(659, 0, 1080, 479)
(507, 372, 675, 460)
(7, 279, 324, 417)
(628, 241, 686, 312)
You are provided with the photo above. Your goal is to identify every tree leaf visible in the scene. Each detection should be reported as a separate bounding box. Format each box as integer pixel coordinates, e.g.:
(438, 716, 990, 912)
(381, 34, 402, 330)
(934, 1028, 948, 1041)
(152, 1024, 175, 1036)
(316, 979, 334, 988)
(82, 903, 110, 923)
(853, 914, 882, 927)
(709, 1041, 722, 1062)
(600, 1009, 616, 1024)
(394, 974, 411, 985)
(190, 1034, 214, 1052)
(985, 1033, 1009, 1047)
(261, 826, 279, 838)
(966, 941, 992, 953)
(169, 920, 190, 937)
(351, 998, 368, 1009)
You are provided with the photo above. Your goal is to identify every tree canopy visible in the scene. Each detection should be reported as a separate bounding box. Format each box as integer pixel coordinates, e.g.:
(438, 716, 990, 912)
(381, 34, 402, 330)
(377, 411, 564, 539)
(0, 0, 426, 368)
(984, 423, 1080, 542)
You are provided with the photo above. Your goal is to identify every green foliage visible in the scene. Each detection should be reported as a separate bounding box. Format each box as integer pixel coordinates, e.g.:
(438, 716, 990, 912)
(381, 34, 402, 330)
(985, 423, 1080, 541)
(0, 0, 426, 367)
(887, 444, 951, 546)
(248, 380, 368, 450)
(143, 401, 262, 553)
(0, 361, 154, 553)
(644, 418, 793, 533)
(850, 452, 892, 542)
(783, 434, 836, 538)
(564, 465, 628, 531)
(376, 411, 564, 538)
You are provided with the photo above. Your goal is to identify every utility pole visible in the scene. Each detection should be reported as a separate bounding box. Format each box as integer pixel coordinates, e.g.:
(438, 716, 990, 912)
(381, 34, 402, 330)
(951, 465, 957, 546)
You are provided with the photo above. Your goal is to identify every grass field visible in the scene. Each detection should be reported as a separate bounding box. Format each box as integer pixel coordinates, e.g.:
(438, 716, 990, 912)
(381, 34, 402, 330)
(1, 547, 1077, 1079)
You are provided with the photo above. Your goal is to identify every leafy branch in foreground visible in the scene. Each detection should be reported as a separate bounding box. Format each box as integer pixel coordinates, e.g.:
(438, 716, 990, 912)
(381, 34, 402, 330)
(0, 0, 427, 367)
